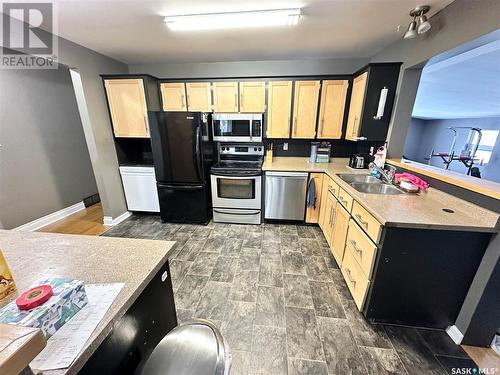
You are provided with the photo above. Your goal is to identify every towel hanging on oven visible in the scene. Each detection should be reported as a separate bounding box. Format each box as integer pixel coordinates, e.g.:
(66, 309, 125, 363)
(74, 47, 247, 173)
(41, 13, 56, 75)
(306, 178, 317, 209)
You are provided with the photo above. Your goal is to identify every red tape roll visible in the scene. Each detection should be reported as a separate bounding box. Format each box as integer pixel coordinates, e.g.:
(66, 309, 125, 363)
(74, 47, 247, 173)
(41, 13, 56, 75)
(16, 284, 53, 310)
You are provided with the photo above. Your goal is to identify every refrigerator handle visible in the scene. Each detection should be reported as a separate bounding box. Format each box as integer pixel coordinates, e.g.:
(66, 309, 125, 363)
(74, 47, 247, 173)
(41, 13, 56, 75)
(195, 125, 203, 181)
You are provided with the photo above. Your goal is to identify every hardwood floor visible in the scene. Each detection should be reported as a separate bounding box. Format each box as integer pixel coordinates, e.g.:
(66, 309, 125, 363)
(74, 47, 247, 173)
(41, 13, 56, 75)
(463, 345, 500, 370)
(37, 203, 108, 236)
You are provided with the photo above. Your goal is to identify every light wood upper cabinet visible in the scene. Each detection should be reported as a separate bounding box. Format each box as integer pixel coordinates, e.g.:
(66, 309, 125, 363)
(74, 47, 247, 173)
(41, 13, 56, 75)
(239, 81, 266, 113)
(267, 81, 292, 138)
(186, 82, 212, 112)
(292, 80, 321, 138)
(305, 173, 324, 224)
(160, 83, 187, 111)
(104, 79, 149, 138)
(346, 72, 368, 141)
(331, 202, 350, 266)
(318, 80, 348, 139)
(213, 82, 239, 112)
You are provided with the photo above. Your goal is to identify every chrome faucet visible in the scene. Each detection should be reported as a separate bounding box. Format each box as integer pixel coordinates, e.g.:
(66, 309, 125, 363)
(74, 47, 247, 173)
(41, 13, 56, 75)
(369, 162, 396, 184)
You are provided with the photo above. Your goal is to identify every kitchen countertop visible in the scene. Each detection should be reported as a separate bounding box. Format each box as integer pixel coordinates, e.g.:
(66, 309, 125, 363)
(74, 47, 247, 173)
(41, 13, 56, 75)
(263, 157, 499, 232)
(0, 230, 176, 375)
(386, 158, 500, 200)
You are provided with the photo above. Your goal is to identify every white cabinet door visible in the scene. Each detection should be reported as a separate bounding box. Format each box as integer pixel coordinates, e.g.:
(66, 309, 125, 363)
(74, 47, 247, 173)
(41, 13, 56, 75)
(119, 166, 159, 212)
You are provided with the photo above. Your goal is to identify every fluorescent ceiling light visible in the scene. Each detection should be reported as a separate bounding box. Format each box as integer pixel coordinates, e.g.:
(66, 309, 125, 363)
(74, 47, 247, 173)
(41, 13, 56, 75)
(164, 8, 302, 31)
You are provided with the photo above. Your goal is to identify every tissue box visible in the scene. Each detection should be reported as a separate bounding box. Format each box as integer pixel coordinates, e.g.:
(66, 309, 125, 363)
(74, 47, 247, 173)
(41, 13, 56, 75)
(0, 277, 88, 338)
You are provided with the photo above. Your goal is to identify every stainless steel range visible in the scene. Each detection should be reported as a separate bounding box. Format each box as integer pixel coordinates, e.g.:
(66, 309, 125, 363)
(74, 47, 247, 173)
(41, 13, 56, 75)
(211, 144, 264, 224)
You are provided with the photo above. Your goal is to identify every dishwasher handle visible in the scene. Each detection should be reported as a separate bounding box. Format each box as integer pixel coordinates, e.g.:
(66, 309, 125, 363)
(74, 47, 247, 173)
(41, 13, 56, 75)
(266, 171, 308, 178)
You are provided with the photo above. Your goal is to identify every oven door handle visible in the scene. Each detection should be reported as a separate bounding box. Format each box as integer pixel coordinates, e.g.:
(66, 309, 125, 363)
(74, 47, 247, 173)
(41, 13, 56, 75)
(211, 171, 261, 177)
(213, 209, 260, 215)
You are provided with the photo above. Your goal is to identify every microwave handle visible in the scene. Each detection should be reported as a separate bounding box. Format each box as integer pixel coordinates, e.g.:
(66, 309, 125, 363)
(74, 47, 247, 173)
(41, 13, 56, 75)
(249, 120, 253, 141)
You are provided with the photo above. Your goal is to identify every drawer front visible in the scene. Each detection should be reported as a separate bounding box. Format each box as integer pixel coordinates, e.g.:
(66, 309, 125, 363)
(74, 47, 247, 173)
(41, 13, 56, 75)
(327, 178, 339, 198)
(346, 220, 378, 279)
(337, 187, 353, 212)
(352, 201, 382, 244)
(341, 248, 370, 311)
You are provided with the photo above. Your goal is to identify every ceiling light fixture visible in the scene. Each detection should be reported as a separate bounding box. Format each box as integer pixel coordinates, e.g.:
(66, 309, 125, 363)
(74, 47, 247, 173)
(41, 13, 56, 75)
(403, 17, 417, 39)
(164, 8, 302, 31)
(404, 5, 431, 40)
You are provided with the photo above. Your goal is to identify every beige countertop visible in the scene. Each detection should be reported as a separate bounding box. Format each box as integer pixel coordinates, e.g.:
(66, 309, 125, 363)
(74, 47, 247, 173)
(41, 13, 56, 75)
(386, 158, 500, 200)
(263, 157, 499, 232)
(0, 230, 176, 375)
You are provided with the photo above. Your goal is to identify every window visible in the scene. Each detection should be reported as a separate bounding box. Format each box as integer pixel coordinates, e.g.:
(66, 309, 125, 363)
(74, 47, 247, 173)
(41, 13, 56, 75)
(473, 130, 499, 165)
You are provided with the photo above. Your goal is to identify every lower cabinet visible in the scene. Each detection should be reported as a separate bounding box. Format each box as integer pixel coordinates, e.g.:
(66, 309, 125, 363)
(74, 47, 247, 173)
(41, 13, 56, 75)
(318, 176, 330, 232)
(323, 191, 337, 245)
(315, 172, 492, 327)
(305, 173, 324, 223)
(341, 247, 371, 310)
(317, 173, 381, 311)
(330, 202, 350, 265)
(119, 166, 160, 212)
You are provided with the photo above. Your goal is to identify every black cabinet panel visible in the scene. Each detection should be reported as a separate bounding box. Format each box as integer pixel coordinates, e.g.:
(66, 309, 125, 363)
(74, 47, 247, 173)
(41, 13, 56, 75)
(364, 227, 491, 328)
(357, 63, 402, 142)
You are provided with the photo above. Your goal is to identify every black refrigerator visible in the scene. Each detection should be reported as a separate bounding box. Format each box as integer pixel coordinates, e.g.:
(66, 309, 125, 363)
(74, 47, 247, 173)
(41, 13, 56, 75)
(148, 111, 215, 224)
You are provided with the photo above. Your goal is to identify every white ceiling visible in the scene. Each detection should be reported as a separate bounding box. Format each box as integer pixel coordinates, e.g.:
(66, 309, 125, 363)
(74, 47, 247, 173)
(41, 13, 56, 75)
(412, 29, 500, 119)
(46, 0, 454, 64)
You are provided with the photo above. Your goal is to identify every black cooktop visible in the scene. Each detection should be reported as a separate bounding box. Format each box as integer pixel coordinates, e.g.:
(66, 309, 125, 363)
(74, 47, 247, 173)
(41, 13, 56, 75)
(211, 160, 263, 175)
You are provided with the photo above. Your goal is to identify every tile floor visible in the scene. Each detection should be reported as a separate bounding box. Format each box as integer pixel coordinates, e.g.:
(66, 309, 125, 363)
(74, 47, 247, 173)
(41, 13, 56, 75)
(103, 214, 479, 375)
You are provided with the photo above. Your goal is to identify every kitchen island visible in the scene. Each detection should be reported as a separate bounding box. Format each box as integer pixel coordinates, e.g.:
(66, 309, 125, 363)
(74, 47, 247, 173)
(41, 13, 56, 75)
(0, 230, 177, 375)
(262, 157, 499, 328)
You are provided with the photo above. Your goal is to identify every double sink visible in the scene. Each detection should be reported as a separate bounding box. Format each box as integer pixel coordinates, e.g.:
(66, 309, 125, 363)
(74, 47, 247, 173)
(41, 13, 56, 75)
(337, 174, 406, 195)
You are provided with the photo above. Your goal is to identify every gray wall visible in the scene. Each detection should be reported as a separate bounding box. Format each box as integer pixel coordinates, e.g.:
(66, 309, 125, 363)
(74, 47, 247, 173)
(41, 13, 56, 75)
(402, 118, 425, 161)
(404, 117, 500, 183)
(56, 35, 129, 220)
(3, 15, 130, 222)
(129, 58, 368, 78)
(370, 0, 500, 158)
(0, 67, 97, 229)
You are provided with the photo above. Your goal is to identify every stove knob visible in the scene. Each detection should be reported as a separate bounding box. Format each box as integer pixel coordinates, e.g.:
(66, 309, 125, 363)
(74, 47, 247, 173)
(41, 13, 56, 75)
(258, 147, 262, 151)
(254, 147, 257, 151)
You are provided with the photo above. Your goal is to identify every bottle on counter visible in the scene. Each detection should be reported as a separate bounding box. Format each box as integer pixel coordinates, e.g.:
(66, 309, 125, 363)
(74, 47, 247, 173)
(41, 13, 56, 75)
(309, 142, 319, 163)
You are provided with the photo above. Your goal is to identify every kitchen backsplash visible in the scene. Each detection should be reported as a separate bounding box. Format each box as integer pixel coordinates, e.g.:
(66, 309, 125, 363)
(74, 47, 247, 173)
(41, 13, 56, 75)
(263, 139, 384, 158)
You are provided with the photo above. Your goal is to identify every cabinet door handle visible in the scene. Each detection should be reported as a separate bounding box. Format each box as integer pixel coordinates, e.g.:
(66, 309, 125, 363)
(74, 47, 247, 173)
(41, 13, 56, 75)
(234, 93, 238, 109)
(350, 240, 362, 255)
(355, 214, 368, 228)
(352, 116, 358, 136)
(339, 197, 348, 206)
(143, 115, 149, 132)
(181, 94, 186, 109)
(319, 118, 324, 137)
(240, 93, 244, 109)
(345, 268, 356, 285)
(329, 206, 336, 226)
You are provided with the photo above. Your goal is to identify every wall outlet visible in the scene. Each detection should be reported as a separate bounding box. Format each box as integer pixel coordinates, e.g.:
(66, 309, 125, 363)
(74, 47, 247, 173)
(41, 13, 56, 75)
(283, 142, 288, 151)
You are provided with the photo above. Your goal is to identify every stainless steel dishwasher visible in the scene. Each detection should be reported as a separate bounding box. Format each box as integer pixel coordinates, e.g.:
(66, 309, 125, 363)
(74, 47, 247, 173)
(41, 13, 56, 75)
(265, 171, 308, 220)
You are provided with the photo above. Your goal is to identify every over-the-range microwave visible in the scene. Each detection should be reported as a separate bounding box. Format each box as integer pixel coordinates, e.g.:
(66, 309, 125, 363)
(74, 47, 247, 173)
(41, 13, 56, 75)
(212, 113, 262, 143)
